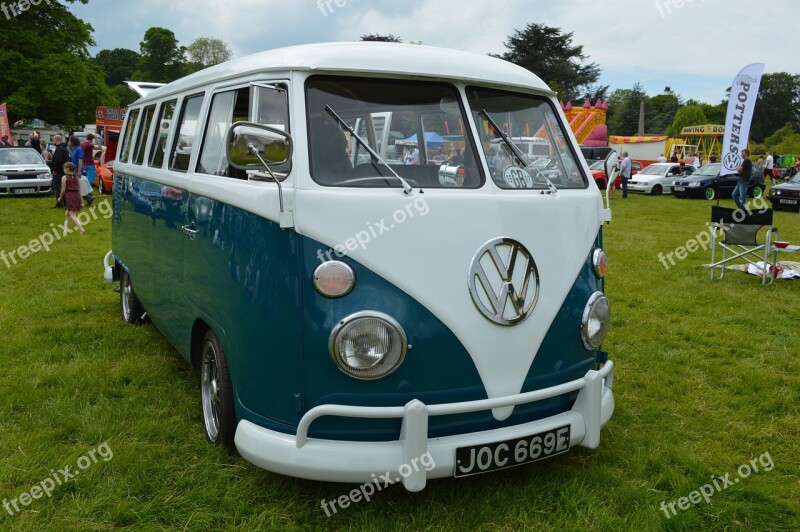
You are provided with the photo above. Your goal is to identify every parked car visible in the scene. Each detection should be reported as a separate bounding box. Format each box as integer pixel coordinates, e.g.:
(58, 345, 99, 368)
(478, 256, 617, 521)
(589, 159, 642, 189)
(97, 159, 114, 194)
(580, 146, 613, 163)
(672, 162, 765, 200)
(0, 147, 53, 196)
(627, 163, 696, 195)
(767, 172, 800, 211)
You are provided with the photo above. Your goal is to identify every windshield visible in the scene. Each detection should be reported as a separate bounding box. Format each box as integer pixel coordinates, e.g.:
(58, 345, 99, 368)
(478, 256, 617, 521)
(306, 76, 484, 188)
(589, 160, 605, 170)
(694, 163, 721, 177)
(466, 86, 587, 190)
(0, 149, 45, 166)
(640, 165, 668, 176)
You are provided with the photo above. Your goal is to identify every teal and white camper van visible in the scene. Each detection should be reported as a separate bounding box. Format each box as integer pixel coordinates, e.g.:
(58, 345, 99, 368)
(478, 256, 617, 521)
(103, 42, 615, 492)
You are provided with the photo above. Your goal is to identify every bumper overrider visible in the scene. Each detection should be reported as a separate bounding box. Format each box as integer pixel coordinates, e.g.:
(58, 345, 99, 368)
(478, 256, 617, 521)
(235, 361, 614, 492)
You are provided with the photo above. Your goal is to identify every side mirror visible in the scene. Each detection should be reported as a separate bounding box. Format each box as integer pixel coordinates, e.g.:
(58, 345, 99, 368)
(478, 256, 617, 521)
(226, 121, 292, 170)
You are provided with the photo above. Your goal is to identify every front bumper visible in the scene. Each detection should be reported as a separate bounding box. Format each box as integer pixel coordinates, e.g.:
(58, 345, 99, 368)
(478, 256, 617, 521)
(235, 361, 614, 492)
(672, 186, 706, 198)
(0, 177, 53, 196)
(626, 183, 652, 193)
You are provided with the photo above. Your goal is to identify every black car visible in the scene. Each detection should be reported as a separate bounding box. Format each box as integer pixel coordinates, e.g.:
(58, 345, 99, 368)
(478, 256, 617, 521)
(767, 172, 800, 211)
(672, 162, 765, 200)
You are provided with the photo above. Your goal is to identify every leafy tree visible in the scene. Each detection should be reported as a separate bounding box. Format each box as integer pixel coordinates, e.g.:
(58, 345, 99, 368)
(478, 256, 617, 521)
(135, 27, 186, 83)
(93, 48, 142, 87)
(763, 124, 800, 157)
(0, 0, 116, 128)
(696, 101, 727, 125)
(667, 105, 708, 137)
(750, 72, 800, 142)
(606, 83, 651, 136)
(495, 23, 601, 102)
(360, 34, 402, 42)
(648, 88, 682, 134)
(186, 37, 232, 70)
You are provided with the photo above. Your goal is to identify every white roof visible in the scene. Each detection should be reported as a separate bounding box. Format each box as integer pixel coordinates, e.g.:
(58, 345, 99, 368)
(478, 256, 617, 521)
(141, 42, 551, 102)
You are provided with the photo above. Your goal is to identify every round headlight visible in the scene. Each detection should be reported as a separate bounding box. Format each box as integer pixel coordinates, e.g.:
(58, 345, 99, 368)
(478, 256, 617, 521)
(592, 249, 607, 278)
(313, 261, 355, 298)
(581, 292, 610, 350)
(329, 312, 407, 380)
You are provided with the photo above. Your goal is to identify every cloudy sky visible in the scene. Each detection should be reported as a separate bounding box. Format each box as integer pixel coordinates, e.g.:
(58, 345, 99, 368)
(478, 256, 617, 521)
(69, 0, 795, 104)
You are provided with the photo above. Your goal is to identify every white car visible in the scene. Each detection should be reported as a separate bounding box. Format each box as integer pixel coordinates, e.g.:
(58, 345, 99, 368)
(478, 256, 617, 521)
(0, 148, 53, 196)
(627, 163, 696, 195)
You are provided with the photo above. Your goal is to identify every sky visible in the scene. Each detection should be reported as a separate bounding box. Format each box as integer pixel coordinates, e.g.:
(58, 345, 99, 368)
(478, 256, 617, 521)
(69, 0, 797, 105)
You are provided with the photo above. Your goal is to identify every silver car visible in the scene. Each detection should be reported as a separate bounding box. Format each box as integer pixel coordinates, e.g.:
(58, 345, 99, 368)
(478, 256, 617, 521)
(0, 148, 53, 196)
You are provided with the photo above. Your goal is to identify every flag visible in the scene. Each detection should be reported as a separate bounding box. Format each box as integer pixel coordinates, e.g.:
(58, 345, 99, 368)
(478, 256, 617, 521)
(0, 102, 11, 142)
(721, 63, 765, 175)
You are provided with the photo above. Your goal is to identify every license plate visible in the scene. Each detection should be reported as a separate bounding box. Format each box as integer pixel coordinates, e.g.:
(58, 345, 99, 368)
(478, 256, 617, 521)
(13, 188, 35, 194)
(674, 186, 685, 191)
(780, 199, 797, 205)
(454, 425, 570, 478)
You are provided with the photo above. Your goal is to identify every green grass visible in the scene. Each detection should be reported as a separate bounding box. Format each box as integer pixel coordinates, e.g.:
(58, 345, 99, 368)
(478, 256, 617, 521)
(0, 192, 799, 531)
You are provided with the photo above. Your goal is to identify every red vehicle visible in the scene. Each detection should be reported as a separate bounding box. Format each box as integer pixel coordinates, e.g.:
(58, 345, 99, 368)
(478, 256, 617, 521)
(95, 158, 114, 194)
(589, 159, 642, 189)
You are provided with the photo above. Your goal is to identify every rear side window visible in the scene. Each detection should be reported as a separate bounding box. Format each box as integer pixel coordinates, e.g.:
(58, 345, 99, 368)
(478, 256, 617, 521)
(119, 108, 140, 163)
(148, 100, 176, 168)
(132, 105, 156, 165)
(169, 94, 204, 172)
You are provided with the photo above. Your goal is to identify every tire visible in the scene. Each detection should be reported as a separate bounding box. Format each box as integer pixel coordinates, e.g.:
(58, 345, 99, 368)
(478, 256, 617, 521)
(595, 178, 606, 190)
(120, 269, 147, 324)
(705, 187, 716, 200)
(751, 185, 763, 199)
(200, 330, 237, 451)
(99, 178, 105, 194)
(651, 184, 663, 195)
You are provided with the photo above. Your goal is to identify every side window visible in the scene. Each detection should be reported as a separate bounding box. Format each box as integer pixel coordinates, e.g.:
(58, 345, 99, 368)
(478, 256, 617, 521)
(119, 108, 140, 163)
(197, 88, 249, 177)
(149, 100, 176, 168)
(169, 94, 204, 172)
(132, 105, 156, 165)
(254, 84, 291, 175)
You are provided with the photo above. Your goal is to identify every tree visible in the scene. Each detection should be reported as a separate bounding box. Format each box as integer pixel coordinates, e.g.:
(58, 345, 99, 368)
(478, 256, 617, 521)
(648, 88, 682, 134)
(360, 34, 402, 42)
(606, 83, 651, 136)
(750, 72, 800, 142)
(495, 23, 601, 102)
(186, 37, 232, 69)
(135, 27, 186, 83)
(763, 124, 800, 157)
(667, 105, 708, 137)
(0, 0, 117, 128)
(93, 48, 142, 86)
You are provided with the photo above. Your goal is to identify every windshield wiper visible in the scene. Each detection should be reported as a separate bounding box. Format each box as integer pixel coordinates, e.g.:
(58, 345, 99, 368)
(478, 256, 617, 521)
(324, 105, 414, 195)
(479, 109, 558, 195)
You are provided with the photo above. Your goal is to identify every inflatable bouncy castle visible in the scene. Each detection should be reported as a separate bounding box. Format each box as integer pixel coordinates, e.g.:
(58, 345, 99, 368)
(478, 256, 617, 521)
(561, 99, 608, 147)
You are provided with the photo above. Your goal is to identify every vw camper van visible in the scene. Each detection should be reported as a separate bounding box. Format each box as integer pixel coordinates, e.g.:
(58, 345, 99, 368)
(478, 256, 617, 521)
(103, 42, 615, 492)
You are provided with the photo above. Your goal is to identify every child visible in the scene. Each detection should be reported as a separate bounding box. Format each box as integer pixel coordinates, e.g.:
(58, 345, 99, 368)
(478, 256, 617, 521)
(58, 162, 85, 235)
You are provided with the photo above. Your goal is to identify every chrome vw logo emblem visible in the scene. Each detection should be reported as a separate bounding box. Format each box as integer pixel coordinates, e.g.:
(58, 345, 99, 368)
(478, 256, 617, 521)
(468, 238, 539, 326)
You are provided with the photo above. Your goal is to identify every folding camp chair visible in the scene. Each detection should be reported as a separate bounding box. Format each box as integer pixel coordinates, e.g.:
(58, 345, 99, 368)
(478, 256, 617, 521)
(709, 206, 779, 284)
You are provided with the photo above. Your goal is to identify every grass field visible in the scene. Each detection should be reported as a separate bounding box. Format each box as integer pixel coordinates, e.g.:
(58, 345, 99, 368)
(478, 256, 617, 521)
(0, 191, 798, 531)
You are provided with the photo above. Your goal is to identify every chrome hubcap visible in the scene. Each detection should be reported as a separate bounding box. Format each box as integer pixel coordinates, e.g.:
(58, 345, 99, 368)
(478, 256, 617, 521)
(201, 343, 220, 441)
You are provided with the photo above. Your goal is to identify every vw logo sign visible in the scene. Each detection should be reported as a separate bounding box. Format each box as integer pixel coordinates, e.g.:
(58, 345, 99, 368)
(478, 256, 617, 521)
(468, 238, 540, 326)
(724, 152, 742, 170)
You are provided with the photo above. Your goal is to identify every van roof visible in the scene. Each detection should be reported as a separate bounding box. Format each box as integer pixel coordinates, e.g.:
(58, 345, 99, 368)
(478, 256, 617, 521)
(139, 42, 551, 103)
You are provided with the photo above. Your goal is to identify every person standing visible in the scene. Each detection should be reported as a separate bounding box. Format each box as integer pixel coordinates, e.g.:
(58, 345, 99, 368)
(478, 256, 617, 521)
(57, 162, 85, 235)
(81, 134, 97, 185)
(764, 152, 773, 182)
(0, 135, 12, 147)
(29, 131, 42, 154)
(733, 149, 752, 210)
(619, 151, 631, 199)
(50, 134, 70, 203)
(657, 153, 667, 163)
(68, 135, 94, 206)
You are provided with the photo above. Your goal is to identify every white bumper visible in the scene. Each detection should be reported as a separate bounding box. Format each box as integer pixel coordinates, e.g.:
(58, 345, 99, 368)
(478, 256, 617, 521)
(235, 361, 614, 492)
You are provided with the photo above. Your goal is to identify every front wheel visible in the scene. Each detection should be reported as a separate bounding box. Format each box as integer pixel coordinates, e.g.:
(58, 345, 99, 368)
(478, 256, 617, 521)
(651, 184, 663, 195)
(120, 269, 147, 324)
(705, 187, 716, 200)
(98, 178, 105, 194)
(201, 330, 237, 451)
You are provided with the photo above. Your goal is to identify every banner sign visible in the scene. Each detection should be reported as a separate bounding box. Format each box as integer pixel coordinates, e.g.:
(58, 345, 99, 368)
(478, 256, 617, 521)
(0, 102, 11, 142)
(721, 63, 765, 175)
(96, 107, 127, 132)
(680, 124, 725, 137)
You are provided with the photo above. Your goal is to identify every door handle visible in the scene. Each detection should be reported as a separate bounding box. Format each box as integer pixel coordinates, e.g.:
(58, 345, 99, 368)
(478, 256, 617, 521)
(181, 224, 198, 240)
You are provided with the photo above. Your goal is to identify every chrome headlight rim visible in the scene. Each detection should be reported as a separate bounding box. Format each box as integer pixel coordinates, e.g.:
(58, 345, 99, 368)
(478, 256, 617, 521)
(581, 291, 610, 350)
(313, 260, 356, 299)
(328, 311, 408, 381)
